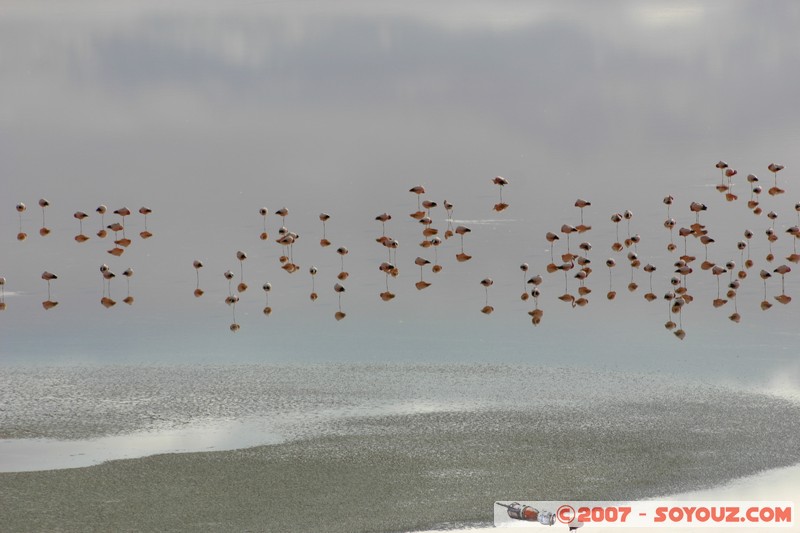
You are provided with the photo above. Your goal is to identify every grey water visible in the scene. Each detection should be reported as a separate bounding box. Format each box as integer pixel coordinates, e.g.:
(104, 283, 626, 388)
(2, 364, 799, 483)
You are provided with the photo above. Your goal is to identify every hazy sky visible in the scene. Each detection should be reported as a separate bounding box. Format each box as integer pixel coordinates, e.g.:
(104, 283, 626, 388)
(1, 1, 800, 389)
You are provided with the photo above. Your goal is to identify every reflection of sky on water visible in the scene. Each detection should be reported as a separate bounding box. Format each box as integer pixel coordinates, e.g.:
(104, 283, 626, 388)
(0, 399, 484, 472)
(0, 419, 283, 472)
(3, 364, 799, 475)
(1, 1, 800, 392)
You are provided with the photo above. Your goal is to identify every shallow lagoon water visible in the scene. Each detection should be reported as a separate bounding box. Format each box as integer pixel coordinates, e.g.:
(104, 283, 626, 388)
(2, 364, 800, 531)
(0, 418, 283, 472)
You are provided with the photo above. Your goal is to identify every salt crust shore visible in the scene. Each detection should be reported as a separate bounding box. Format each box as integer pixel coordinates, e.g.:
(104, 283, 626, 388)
(422, 463, 800, 532)
(1, 365, 799, 532)
(2, 407, 799, 533)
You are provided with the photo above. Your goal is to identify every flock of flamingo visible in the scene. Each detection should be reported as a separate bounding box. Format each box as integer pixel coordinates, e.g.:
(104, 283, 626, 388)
(4, 202, 152, 311)
(3, 162, 798, 339)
